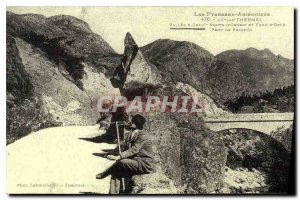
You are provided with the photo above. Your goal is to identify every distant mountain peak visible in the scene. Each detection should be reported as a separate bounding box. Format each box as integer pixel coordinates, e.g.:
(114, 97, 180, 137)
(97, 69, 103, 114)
(262, 48, 272, 53)
(244, 47, 275, 57)
(141, 38, 213, 59)
(245, 47, 258, 51)
(47, 14, 93, 33)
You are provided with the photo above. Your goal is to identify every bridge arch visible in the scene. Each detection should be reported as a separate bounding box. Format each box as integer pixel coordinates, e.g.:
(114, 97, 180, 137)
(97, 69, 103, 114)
(217, 127, 291, 193)
(203, 113, 294, 136)
(213, 127, 271, 135)
(205, 121, 293, 136)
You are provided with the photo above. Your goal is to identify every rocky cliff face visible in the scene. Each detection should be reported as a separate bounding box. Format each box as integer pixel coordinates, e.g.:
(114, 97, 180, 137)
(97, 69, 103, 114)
(7, 12, 120, 144)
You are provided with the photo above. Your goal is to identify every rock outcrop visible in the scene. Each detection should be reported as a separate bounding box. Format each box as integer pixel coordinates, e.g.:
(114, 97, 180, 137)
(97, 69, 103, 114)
(110, 32, 162, 89)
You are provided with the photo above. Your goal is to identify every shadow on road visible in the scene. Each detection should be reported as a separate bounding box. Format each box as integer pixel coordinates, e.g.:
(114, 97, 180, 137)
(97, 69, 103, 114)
(79, 133, 116, 144)
(93, 152, 109, 158)
(93, 147, 119, 158)
(79, 125, 118, 144)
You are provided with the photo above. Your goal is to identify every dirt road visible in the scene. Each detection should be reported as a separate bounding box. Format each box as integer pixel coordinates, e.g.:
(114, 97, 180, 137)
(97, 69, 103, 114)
(7, 125, 116, 194)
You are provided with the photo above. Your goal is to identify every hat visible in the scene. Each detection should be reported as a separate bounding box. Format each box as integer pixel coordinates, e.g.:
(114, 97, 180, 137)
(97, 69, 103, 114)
(131, 114, 146, 130)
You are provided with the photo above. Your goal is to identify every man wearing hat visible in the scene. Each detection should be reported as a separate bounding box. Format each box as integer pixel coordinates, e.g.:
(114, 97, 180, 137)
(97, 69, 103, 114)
(96, 114, 156, 194)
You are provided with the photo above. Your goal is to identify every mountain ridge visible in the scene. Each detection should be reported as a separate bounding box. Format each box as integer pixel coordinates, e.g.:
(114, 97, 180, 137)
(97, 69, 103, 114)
(141, 39, 294, 104)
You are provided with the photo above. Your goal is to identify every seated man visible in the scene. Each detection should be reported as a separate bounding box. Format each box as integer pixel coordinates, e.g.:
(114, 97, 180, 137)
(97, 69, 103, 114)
(96, 114, 156, 194)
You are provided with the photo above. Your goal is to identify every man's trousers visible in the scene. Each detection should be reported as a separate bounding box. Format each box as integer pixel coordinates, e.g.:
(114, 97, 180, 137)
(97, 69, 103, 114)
(102, 159, 141, 194)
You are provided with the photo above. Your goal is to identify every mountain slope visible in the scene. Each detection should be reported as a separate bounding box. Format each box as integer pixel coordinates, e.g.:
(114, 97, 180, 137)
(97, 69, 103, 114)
(6, 12, 120, 144)
(215, 48, 294, 97)
(141, 40, 294, 104)
(140, 39, 214, 94)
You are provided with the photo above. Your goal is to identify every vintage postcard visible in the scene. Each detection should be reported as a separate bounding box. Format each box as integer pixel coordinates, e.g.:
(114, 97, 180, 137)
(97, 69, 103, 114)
(6, 7, 294, 194)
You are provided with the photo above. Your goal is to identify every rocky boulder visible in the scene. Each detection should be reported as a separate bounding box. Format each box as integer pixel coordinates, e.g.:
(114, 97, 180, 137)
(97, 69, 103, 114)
(141, 112, 227, 193)
(7, 12, 120, 77)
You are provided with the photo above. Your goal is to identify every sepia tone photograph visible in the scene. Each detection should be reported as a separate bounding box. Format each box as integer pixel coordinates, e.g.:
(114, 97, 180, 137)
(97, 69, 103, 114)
(6, 6, 295, 195)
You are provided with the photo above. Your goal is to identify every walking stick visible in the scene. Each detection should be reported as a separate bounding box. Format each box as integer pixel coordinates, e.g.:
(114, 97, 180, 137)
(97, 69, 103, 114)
(115, 121, 126, 192)
(115, 121, 122, 155)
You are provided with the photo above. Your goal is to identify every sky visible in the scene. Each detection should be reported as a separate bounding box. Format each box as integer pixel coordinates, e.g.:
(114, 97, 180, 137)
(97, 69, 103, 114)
(7, 6, 294, 59)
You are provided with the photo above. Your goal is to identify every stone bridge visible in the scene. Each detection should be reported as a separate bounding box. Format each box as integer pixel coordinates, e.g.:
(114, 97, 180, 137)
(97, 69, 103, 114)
(203, 113, 294, 135)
